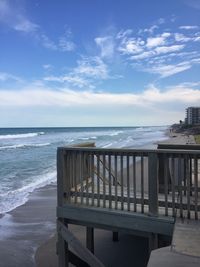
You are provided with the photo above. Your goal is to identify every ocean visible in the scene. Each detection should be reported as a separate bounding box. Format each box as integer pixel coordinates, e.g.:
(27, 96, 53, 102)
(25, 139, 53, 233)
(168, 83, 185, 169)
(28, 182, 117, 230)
(0, 126, 166, 214)
(0, 126, 168, 266)
(0, 126, 167, 214)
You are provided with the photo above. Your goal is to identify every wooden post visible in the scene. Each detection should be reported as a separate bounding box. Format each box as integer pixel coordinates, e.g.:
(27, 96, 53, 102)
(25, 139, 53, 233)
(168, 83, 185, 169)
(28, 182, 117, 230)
(112, 231, 119, 242)
(58, 221, 105, 267)
(57, 148, 69, 267)
(148, 152, 158, 216)
(86, 227, 94, 253)
(57, 219, 69, 267)
(148, 233, 158, 255)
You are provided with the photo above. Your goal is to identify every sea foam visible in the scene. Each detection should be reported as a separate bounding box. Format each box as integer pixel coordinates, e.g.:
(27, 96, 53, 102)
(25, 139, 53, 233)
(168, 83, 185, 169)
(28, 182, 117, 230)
(0, 132, 44, 140)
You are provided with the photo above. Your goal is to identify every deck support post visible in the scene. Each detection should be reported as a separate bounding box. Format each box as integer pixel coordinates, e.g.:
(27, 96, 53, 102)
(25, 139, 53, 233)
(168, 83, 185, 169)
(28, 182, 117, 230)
(148, 233, 158, 255)
(58, 220, 69, 267)
(86, 227, 94, 253)
(112, 231, 119, 242)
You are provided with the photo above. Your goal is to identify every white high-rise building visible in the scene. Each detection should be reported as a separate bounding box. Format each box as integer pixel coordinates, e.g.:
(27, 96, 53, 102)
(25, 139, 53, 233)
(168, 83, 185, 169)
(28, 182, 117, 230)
(186, 107, 200, 125)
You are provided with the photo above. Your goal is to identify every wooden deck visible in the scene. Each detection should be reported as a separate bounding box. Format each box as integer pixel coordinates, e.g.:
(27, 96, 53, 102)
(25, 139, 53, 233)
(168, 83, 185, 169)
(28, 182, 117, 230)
(56, 143, 200, 267)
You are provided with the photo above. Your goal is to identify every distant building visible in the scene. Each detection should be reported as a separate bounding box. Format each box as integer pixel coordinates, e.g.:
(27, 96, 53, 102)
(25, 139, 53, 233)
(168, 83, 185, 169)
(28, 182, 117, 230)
(185, 107, 200, 125)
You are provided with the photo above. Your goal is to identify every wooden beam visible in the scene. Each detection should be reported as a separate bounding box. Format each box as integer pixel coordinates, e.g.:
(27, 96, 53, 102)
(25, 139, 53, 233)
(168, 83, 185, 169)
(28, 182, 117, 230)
(86, 227, 94, 253)
(57, 221, 105, 267)
(68, 250, 89, 267)
(57, 204, 174, 236)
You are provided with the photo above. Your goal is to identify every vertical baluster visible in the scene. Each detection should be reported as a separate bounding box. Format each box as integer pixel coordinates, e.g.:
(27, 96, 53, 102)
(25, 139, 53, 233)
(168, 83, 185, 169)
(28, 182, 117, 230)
(74, 152, 77, 204)
(133, 155, 137, 212)
(127, 155, 130, 211)
(69, 152, 72, 191)
(120, 154, 124, 210)
(69, 152, 73, 204)
(86, 152, 89, 206)
(80, 152, 84, 205)
(186, 154, 191, 219)
(194, 156, 198, 220)
(103, 153, 106, 208)
(114, 154, 118, 210)
(91, 153, 95, 207)
(178, 154, 183, 218)
(164, 154, 168, 216)
(183, 157, 186, 196)
(97, 153, 100, 207)
(171, 156, 175, 217)
(109, 154, 112, 209)
(148, 152, 158, 216)
(67, 152, 71, 204)
(190, 157, 193, 195)
(141, 155, 144, 213)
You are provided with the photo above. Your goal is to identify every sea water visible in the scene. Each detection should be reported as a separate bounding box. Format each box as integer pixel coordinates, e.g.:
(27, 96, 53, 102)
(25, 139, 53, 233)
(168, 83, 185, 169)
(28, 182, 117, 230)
(0, 126, 168, 266)
(0, 126, 167, 214)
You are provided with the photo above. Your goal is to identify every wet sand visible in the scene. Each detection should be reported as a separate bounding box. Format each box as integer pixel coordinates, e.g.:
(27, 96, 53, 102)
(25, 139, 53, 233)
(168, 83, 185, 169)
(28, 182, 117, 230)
(1, 132, 186, 267)
(0, 184, 57, 267)
(35, 158, 150, 267)
(35, 228, 149, 267)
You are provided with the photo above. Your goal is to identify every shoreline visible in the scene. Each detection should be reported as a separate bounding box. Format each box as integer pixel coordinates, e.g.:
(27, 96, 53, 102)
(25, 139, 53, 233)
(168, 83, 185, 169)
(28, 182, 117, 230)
(0, 129, 173, 267)
(0, 184, 57, 267)
(35, 130, 196, 266)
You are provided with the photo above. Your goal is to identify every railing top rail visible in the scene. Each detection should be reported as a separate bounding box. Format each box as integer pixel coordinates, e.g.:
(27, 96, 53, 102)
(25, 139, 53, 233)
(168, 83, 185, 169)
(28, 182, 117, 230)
(58, 146, 200, 156)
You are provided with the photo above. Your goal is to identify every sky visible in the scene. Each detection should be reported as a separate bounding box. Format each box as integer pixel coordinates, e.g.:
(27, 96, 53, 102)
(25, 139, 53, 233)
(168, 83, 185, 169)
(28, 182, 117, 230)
(0, 0, 200, 127)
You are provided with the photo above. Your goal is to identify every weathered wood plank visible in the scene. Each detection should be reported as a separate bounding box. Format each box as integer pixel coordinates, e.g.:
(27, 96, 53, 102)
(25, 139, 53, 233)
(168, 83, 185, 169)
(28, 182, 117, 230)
(86, 227, 94, 254)
(57, 221, 105, 267)
(57, 204, 174, 236)
(148, 153, 158, 216)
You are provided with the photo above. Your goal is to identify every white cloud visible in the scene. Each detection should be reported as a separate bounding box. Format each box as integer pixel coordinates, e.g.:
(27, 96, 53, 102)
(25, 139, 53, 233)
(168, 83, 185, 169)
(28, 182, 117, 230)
(59, 38, 76, 51)
(74, 57, 109, 79)
(174, 33, 193, 42)
(116, 21, 200, 78)
(13, 17, 39, 33)
(43, 64, 53, 70)
(95, 36, 114, 58)
(44, 75, 92, 88)
(116, 29, 133, 39)
(1, 83, 200, 108)
(131, 51, 154, 60)
(1, 82, 200, 126)
(0, 0, 39, 33)
(43, 56, 110, 89)
(146, 33, 170, 48)
(0, 72, 22, 82)
(179, 25, 199, 30)
(143, 25, 158, 34)
(58, 27, 76, 52)
(118, 38, 144, 55)
(154, 44, 185, 54)
(0, 1, 76, 52)
(146, 61, 192, 77)
(40, 34, 57, 50)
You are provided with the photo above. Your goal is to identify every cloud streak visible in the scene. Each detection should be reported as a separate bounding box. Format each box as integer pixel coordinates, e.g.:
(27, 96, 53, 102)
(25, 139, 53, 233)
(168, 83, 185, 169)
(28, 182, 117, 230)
(115, 21, 200, 78)
(1, 83, 200, 107)
(0, 1, 76, 52)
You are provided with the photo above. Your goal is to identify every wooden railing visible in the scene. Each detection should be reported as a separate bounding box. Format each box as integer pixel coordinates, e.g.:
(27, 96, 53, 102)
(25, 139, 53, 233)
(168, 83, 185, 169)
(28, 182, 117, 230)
(57, 145, 200, 220)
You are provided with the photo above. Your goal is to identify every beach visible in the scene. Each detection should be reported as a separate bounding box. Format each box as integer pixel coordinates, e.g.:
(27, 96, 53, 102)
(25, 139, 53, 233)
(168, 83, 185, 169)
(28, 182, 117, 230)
(0, 126, 168, 267)
(35, 158, 150, 267)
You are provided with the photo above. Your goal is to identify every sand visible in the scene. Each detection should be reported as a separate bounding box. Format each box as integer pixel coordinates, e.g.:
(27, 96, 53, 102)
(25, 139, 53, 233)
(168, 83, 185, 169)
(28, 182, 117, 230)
(1, 132, 193, 267)
(34, 157, 150, 267)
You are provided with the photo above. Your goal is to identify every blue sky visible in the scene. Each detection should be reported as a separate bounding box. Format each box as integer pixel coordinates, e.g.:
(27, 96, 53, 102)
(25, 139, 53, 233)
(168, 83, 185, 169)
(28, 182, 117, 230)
(0, 0, 200, 127)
